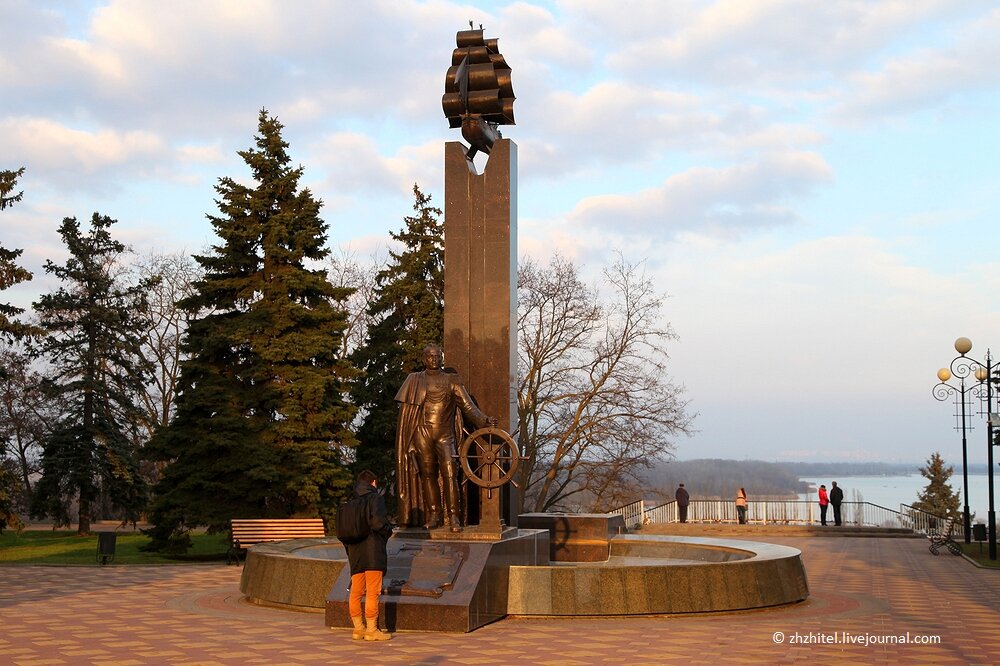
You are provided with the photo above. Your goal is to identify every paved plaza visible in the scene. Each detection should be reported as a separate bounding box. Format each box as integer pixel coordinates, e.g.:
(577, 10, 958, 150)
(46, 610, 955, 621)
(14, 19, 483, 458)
(2, 534, 999, 665)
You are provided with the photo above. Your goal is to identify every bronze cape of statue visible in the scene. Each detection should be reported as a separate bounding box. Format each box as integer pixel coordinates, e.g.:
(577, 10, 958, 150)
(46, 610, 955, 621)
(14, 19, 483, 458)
(395, 344, 495, 531)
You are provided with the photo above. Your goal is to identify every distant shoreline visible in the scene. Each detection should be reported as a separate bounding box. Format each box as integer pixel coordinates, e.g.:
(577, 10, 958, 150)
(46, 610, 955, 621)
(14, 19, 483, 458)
(642, 458, 991, 504)
(670, 459, 991, 475)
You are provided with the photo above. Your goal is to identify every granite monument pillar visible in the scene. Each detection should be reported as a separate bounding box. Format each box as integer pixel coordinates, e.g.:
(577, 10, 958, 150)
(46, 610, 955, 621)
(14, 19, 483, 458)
(441, 27, 518, 530)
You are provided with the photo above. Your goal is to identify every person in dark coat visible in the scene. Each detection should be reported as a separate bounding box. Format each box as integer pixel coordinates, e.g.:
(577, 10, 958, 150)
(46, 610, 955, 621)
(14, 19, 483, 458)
(346, 470, 393, 641)
(675, 483, 690, 523)
(829, 481, 844, 526)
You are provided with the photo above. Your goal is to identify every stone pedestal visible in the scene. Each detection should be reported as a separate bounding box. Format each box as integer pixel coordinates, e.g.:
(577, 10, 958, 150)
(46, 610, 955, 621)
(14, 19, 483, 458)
(518, 513, 626, 562)
(325, 528, 548, 633)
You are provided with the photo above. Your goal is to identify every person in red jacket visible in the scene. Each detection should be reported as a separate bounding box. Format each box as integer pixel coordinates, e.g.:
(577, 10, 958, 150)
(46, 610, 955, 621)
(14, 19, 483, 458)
(818, 484, 829, 526)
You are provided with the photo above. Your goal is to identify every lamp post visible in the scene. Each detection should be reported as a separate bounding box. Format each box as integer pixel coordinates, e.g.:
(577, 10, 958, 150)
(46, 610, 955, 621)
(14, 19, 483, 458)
(983, 348, 996, 561)
(933, 337, 996, 559)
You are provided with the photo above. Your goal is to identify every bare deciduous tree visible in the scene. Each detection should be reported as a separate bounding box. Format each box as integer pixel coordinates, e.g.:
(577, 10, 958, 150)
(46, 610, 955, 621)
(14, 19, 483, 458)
(515, 253, 693, 513)
(326, 246, 384, 359)
(0, 343, 58, 507)
(128, 252, 200, 445)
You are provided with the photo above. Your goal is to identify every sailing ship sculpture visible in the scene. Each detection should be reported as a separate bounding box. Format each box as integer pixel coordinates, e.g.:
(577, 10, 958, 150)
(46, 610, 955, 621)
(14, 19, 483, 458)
(442, 26, 516, 159)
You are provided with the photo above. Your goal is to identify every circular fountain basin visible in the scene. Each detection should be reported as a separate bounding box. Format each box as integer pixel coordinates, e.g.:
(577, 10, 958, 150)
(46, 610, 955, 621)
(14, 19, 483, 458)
(240, 532, 808, 616)
(239, 538, 346, 610)
(507, 534, 808, 615)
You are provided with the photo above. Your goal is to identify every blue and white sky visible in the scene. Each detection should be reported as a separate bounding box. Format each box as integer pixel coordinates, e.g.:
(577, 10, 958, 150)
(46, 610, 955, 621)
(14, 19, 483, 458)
(2, 1, 999, 465)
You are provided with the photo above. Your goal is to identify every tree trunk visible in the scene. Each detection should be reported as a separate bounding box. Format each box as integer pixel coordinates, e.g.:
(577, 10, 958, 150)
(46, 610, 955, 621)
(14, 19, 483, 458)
(78, 494, 91, 535)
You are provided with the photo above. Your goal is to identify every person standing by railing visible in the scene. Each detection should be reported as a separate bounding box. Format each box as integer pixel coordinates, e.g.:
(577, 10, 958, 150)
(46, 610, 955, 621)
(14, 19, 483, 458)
(675, 484, 690, 523)
(829, 481, 844, 526)
(818, 484, 830, 526)
(735, 488, 748, 524)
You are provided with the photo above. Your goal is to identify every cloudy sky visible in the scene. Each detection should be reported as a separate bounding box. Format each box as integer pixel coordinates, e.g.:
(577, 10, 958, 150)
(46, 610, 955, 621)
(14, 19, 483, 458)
(2, 0, 999, 465)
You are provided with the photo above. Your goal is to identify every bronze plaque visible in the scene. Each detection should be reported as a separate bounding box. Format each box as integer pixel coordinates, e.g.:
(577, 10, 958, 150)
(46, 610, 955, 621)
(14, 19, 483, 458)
(385, 542, 467, 598)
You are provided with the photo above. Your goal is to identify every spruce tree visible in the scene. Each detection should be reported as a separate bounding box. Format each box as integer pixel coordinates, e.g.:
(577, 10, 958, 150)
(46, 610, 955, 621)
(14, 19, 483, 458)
(913, 451, 961, 518)
(0, 168, 40, 346)
(145, 110, 357, 550)
(351, 184, 444, 489)
(29, 214, 152, 534)
(0, 167, 32, 532)
(0, 167, 25, 211)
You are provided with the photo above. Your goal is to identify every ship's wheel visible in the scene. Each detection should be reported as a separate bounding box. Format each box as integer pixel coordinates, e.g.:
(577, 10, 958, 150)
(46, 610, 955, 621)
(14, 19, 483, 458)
(458, 427, 521, 490)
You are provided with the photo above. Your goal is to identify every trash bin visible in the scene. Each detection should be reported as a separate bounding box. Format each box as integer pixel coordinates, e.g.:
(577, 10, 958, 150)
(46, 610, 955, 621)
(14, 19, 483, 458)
(97, 532, 117, 565)
(972, 523, 987, 553)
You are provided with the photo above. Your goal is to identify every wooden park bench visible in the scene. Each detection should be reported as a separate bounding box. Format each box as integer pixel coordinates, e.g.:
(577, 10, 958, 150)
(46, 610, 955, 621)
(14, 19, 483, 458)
(227, 518, 327, 564)
(926, 515, 961, 556)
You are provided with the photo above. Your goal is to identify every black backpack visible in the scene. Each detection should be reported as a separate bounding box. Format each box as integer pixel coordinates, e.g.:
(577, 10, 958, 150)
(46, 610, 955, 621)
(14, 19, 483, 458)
(336, 494, 371, 544)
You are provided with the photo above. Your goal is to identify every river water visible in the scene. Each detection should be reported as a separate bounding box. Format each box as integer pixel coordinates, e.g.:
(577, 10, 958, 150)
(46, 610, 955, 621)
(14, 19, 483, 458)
(798, 474, 994, 520)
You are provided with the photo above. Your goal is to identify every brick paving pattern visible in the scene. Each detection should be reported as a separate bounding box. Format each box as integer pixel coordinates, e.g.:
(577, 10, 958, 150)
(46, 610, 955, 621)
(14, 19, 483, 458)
(1, 536, 998, 664)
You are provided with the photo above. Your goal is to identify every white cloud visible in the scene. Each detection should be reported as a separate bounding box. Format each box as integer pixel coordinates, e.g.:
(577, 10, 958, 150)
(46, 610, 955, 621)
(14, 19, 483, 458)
(176, 143, 226, 165)
(308, 133, 441, 200)
(497, 2, 593, 70)
(1, 0, 476, 141)
(566, 151, 833, 237)
(600, 0, 981, 88)
(836, 8, 1000, 120)
(51, 36, 128, 85)
(0, 117, 168, 187)
(514, 80, 826, 181)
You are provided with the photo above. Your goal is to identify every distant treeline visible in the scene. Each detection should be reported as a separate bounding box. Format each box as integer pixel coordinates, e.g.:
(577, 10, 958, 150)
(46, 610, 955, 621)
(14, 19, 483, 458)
(639, 458, 982, 502)
(787, 461, 990, 475)
(785, 461, 914, 476)
(644, 458, 986, 500)
(641, 459, 811, 501)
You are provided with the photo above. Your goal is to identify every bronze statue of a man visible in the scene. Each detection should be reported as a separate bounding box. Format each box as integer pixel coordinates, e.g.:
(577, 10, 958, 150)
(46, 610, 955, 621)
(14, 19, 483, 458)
(395, 344, 495, 531)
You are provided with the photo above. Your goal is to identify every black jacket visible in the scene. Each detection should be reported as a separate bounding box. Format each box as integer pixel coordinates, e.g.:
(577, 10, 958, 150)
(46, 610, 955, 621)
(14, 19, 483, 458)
(346, 482, 392, 575)
(829, 486, 844, 505)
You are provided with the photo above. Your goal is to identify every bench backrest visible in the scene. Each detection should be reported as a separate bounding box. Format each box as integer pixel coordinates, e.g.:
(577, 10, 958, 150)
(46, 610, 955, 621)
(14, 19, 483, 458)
(942, 516, 956, 536)
(231, 518, 326, 546)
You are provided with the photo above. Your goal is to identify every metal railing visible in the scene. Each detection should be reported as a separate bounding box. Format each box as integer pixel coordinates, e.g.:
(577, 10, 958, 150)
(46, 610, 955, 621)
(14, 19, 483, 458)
(612, 499, 648, 528)
(899, 503, 965, 540)
(642, 501, 678, 525)
(610, 498, 951, 530)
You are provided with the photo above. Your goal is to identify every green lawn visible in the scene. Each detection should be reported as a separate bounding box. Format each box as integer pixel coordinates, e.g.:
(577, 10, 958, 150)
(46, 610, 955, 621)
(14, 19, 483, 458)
(959, 543, 1000, 569)
(0, 530, 230, 565)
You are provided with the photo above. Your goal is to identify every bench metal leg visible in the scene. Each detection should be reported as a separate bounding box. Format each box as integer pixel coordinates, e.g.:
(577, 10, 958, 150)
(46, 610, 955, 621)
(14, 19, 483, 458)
(226, 541, 244, 566)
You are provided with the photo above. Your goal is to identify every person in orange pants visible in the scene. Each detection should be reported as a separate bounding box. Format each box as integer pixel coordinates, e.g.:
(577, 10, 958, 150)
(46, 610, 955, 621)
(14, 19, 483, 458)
(345, 470, 393, 640)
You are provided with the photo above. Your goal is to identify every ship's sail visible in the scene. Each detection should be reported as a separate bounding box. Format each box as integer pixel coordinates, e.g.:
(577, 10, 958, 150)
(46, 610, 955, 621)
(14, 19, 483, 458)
(442, 29, 515, 157)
